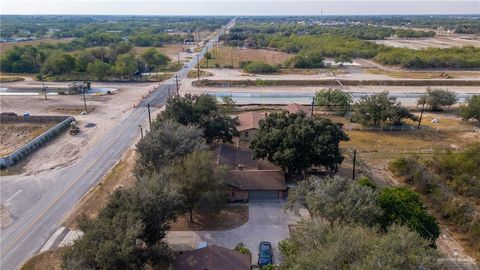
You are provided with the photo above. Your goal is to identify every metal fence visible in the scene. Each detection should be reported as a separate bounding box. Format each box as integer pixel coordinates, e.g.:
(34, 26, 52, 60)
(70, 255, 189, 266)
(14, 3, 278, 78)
(0, 116, 75, 168)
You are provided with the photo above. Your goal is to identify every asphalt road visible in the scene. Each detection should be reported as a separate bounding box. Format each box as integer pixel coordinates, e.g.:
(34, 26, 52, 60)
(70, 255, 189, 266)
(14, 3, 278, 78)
(0, 19, 235, 269)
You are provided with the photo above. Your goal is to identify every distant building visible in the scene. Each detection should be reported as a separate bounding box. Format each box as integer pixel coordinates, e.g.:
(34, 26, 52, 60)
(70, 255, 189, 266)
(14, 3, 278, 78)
(173, 245, 251, 270)
(284, 103, 311, 115)
(237, 111, 267, 142)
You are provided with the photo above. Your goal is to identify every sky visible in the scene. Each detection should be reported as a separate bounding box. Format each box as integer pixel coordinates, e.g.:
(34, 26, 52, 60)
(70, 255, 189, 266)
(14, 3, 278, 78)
(0, 0, 479, 15)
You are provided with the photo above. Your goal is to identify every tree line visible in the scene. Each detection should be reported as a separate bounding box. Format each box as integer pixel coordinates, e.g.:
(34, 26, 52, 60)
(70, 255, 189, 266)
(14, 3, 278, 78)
(222, 27, 480, 69)
(0, 43, 173, 81)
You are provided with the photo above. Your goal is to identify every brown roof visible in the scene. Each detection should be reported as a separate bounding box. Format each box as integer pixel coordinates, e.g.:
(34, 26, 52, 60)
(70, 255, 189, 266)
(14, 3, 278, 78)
(225, 170, 286, 191)
(173, 245, 251, 270)
(217, 144, 258, 170)
(237, 112, 266, 132)
(284, 103, 310, 115)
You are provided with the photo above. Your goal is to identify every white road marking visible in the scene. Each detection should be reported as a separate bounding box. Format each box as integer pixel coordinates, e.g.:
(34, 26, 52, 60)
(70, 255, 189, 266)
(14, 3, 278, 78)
(5, 189, 23, 203)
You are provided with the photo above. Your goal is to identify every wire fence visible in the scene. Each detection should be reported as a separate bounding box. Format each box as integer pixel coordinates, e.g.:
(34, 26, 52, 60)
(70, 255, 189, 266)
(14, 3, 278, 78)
(344, 124, 479, 133)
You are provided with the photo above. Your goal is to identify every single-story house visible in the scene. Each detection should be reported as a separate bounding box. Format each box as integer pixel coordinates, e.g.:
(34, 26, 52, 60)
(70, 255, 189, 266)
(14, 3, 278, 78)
(226, 169, 286, 201)
(173, 245, 251, 270)
(284, 103, 311, 116)
(237, 111, 267, 141)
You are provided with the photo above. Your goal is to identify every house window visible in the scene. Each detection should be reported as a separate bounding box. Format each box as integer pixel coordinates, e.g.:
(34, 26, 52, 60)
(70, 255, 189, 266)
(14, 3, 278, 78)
(244, 131, 249, 137)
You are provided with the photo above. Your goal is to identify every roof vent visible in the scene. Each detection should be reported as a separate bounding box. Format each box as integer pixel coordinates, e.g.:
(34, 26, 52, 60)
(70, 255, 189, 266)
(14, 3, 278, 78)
(238, 164, 244, 170)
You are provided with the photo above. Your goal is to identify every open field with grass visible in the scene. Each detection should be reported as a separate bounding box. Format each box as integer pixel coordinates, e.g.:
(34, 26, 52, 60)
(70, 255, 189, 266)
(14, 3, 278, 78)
(0, 76, 25, 83)
(0, 122, 58, 156)
(201, 47, 294, 68)
(363, 67, 480, 79)
(132, 44, 189, 61)
(0, 38, 74, 54)
(20, 247, 67, 270)
(371, 35, 480, 50)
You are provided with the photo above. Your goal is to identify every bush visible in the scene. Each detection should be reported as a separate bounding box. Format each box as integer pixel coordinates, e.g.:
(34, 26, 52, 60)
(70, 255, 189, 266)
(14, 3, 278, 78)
(234, 242, 251, 255)
(242, 61, 279, 74)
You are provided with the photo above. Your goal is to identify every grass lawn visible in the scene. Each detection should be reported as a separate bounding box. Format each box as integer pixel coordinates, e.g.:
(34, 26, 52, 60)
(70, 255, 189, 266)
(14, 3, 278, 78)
(202, 47, 294, 68)
(20, 247, 68, 270)
(170, 205, 249, 231)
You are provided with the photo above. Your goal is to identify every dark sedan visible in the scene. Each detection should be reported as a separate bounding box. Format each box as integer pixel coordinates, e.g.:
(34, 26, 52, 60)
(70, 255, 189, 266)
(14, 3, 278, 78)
(258, 241, 273, 266)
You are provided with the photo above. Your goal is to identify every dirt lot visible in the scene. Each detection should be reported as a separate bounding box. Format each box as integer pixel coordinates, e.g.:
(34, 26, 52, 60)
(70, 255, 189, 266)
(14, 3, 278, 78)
(0, 81, 156, 175)
(0, 38, 74, 54)
(202, 47, 294, 68)
(170, 205, 249, 231)
(0, 122, 58, 156)
(132, 44, 192, 62)
(371, 34, 480, 50)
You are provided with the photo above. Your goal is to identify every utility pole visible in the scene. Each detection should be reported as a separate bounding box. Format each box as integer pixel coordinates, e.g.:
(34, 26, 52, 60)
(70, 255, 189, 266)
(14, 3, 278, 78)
(196, 54, 200, 81)
(352, 149, 357, 180)
(82, 87, 88, 113)
(138, 125, 144, 139)
(311, 97, 315, 117)
(418, 98, 426, 130)
(177, 52, 180, 64)
(175, 75, 179, 95)
(147, 103, 152, 130)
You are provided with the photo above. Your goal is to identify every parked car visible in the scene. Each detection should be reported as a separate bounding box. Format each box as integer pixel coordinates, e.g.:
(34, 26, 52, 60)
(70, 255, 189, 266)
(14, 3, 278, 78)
(258, 241, 273, 266)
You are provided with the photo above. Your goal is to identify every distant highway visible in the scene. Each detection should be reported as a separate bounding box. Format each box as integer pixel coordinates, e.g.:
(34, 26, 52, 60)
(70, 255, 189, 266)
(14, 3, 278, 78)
(0, 18, 235, 270)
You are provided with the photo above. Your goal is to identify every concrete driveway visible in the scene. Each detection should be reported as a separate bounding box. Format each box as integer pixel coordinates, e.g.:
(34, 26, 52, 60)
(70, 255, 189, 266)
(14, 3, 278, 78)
(167, 201, 308, 266)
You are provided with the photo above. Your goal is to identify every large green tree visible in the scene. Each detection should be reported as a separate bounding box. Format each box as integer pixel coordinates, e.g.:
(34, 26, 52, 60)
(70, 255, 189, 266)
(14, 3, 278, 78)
(459, 95, 480, 126)
(44, 52, 76, 75)
(87, 60, 111, 80)
(352, 91, 417, 127)
(62, 174, 180, 269)
(314, 88, 352, 114)
(168, 151, 227, 223)
(287, 176, 381, 226)
(418, 88, 457, 111)
(140, 48, 170, 71)
(250, 112, 349, 174)
(162, 94, 239, 143)
(280, 221, 442, 270)
(377, 187, 440, 242)
(114, 53, 137, 80)
(135, 121, 207, 176)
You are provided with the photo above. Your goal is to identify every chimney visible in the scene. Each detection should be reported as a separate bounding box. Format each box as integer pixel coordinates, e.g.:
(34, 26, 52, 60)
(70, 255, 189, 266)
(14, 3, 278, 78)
(238, 164, 244, 170)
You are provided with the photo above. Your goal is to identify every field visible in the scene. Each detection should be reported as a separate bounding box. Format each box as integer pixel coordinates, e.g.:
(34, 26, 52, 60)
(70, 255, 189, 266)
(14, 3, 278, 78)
(363, 68, 479, 79)
(0, 122, 58, 156)
(201, 47, 294, 68)
(0, 38, 74, 54)
(371, 35, 480, 50)
(132, 44, 190, 62)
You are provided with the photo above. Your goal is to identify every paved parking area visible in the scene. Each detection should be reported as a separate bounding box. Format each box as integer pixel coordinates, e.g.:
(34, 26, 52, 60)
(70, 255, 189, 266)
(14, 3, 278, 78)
(167, 201, 308, 265)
